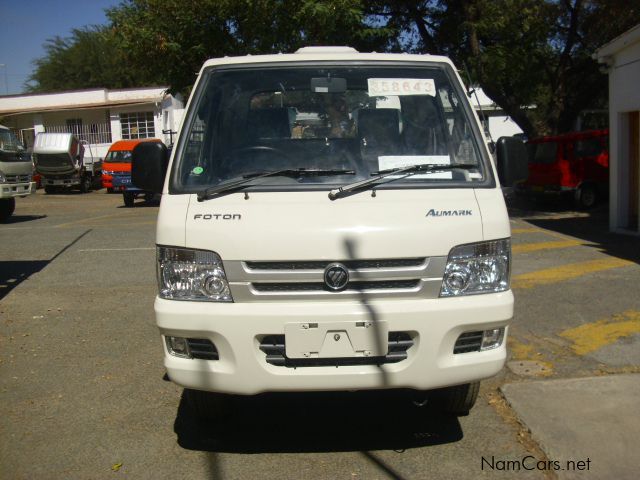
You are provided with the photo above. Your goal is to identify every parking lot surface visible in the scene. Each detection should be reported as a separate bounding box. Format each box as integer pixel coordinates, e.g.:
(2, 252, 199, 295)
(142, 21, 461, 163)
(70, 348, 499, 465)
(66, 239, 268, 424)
(1, 191, 638, 479)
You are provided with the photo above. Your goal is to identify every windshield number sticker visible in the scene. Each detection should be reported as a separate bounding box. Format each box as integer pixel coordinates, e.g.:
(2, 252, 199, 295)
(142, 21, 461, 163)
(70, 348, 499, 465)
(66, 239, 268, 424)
(368, 79, 436, 97)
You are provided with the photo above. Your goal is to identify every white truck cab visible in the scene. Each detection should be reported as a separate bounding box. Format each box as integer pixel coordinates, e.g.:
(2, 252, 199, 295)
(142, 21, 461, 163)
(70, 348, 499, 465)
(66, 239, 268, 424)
(133, 47, 528, 416)
(0, 124, 36, 222)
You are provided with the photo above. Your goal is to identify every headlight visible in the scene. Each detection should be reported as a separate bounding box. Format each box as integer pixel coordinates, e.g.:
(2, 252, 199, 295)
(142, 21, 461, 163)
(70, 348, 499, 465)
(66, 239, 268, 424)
(156, 246, 233, 302)
(440, 239, 510, 297)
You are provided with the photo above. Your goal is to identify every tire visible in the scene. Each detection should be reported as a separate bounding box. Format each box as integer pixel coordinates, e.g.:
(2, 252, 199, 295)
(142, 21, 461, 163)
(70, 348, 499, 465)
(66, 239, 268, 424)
(575, 184, 597, 209)
(44, 185, 56, 194)
(185, 389, 231, 421)
(144, 192, 154, 202)
(435, 381, 480, 415)
(123, 191, 135, 207)
(80, 175, 91, 193)
(0, 198, 16, 222)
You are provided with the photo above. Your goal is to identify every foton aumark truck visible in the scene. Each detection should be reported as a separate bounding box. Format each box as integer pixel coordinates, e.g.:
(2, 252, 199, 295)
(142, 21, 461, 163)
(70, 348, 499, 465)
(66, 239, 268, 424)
(33, 132, 102, 193)
(0, 124, 36, 222)
(132, 47, 528, 417)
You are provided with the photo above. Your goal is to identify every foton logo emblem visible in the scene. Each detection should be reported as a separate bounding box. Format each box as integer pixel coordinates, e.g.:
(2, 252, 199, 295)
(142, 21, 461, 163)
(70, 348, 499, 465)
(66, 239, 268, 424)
(193, 214, 242, 220)
(426, 209, 473, 217)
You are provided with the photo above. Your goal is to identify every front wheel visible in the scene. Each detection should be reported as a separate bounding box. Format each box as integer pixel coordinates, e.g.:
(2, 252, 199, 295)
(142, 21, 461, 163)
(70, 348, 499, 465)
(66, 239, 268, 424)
(0, 198, 16, 222)
(433, 381, 480, 415)
(575, 184, 597, 209)
(44, 185, 56, 194)
(123, 191, 135, 207)
(79, 175, 92, 193)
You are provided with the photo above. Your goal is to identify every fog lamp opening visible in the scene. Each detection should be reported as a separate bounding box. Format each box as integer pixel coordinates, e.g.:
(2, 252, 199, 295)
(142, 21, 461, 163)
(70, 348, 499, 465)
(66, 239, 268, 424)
(480, 327, 505, 351)
(166, 336, 191, 358)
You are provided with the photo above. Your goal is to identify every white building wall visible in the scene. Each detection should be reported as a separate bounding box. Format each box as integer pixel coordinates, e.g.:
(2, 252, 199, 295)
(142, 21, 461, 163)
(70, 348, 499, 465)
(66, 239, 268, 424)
(602, 35, 640, 233)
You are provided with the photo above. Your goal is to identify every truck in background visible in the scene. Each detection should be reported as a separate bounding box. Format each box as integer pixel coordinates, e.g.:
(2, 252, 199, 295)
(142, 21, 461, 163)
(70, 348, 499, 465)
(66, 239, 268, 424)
(0, 125, 36, 222)
(517, 129, 609, 209)
(32, 132, 102, 194)
(102, 138, 162, 206)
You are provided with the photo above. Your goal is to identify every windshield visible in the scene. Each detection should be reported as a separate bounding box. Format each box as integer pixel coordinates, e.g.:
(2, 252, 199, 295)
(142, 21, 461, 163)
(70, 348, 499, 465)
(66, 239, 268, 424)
(172, 64, 489, 193)
(105, 150, 132, 163)
(0, 129, 22, 153)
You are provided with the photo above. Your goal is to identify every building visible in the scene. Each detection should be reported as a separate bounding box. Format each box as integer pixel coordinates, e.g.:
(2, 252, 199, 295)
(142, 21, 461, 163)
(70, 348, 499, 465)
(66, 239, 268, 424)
(596, 24, 640, 234)
(0, 87, 184, 160)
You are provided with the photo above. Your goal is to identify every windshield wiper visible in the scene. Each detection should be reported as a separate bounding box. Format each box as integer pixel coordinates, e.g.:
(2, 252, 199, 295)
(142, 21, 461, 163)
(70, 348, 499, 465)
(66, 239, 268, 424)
(197, 168, 355, 201)
(328, 163, 478, 200)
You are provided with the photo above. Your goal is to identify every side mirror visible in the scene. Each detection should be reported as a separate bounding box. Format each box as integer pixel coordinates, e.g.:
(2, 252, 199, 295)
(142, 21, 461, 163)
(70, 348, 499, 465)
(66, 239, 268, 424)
(496, 136, 528, 189)
(132, 142, 169, 193)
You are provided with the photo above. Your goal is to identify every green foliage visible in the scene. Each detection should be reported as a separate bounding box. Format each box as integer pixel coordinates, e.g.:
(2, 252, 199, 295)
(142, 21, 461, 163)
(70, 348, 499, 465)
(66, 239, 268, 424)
(27, 0, 640, 135)
(26, 26, 155, 92)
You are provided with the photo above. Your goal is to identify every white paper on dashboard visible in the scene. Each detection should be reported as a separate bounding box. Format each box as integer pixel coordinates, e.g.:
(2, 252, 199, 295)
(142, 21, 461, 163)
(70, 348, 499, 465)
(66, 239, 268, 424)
(378, 155, 450, 170)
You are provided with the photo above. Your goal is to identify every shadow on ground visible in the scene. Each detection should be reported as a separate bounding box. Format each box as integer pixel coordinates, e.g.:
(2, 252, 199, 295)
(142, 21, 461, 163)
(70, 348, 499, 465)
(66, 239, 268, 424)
(0, 229, 91, 301)
(1, 214, 47, 225)
(174, 389, 462, 455)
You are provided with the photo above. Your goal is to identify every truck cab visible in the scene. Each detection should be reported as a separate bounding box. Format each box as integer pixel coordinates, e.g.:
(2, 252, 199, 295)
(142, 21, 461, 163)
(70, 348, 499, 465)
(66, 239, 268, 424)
(0, 125, 36, 222)
(33, 132, 102, 193)
(133, 47, 527, 416)
(102, 138, 162, 206)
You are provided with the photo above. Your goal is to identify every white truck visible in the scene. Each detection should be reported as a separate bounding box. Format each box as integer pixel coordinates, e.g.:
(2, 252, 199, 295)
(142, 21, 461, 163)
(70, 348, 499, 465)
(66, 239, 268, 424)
(32, 132, 101, 193)
(0, 125, 36, 222)
(132, 47, 528, 417)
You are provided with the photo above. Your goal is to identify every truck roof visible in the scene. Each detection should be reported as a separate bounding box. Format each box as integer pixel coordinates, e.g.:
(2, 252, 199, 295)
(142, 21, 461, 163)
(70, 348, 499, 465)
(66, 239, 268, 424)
(33, 132, 77, 154)
(200, 46, 455, 72)
(108, 138, 161, 152)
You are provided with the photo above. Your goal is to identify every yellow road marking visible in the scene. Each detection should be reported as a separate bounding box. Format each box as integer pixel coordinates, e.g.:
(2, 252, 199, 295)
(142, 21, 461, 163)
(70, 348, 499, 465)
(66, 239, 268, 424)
(559, 311, 640, 355)
(511, 227, 542, 234)
(507, 337, 554, 376)
(512, 239, 582, 254)
(512, 257, 635, 289)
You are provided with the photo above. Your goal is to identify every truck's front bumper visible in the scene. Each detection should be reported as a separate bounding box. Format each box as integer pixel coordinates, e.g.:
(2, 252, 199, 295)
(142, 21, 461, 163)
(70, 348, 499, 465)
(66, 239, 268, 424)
(156, 292, 513, 395)
(0, 181, 36, 198)
(43, 177, 80, 187)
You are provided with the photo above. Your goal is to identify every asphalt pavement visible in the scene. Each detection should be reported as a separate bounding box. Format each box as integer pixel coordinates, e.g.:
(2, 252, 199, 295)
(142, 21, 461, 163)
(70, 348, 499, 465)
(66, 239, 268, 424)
(1, 190, 638, 479)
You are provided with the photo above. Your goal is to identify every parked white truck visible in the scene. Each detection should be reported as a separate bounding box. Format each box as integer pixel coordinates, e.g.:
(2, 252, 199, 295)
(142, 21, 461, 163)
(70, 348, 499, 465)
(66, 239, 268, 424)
(33, 132, 101, 193)
(132, 47, 528, 416)
(0, 124, 36, 222)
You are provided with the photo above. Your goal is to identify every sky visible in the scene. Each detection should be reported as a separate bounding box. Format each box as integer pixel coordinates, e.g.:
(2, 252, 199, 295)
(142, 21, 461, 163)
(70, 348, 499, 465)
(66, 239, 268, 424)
(0, 0, 120, 95)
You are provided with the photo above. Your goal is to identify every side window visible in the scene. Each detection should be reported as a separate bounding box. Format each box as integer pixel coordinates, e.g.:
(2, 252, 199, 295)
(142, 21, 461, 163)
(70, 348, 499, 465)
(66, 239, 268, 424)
(574, 138, 604, 158)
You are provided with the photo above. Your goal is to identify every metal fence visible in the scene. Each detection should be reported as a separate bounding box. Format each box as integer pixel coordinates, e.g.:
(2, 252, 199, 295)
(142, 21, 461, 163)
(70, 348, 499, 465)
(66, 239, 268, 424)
(44, 123, 112, 145)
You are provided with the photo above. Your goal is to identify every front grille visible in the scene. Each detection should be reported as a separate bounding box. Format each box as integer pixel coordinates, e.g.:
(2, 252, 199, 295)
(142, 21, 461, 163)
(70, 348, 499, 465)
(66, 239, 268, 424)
(252, 280, 420, 293)
(186, 338, 219, 360)
(245, 258, 425, 270)
(5, 174, 31, 184)
(453, 331, 483, 354)
(260, 331, 413, 367)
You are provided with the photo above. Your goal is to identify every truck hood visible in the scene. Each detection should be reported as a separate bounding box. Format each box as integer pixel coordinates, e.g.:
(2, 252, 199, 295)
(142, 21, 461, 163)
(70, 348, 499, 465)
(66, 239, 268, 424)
(176, 189, 484, 261)
(0, 157, 33, 175)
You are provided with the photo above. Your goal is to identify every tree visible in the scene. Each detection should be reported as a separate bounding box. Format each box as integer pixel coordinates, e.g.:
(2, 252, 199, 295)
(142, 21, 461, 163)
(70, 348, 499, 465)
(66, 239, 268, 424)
(29, 0, 639, 136)
(26, 26, 156, 92)
(366, 0, 640, 137)
(105, 0, 395, 94)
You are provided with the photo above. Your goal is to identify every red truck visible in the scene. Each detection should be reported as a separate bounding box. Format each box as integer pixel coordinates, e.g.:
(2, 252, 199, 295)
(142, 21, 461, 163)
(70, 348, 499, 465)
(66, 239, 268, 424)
(517, 129, 609, 209)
